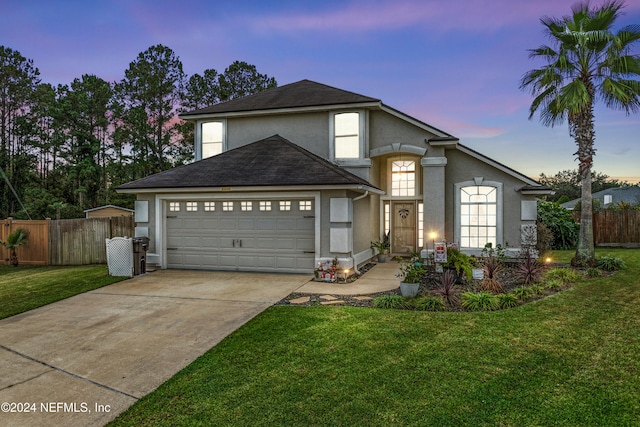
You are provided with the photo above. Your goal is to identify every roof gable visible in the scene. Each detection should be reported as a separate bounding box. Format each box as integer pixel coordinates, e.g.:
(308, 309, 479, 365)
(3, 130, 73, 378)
(180, 79, 380, 117)
(117, 135, 379, 191)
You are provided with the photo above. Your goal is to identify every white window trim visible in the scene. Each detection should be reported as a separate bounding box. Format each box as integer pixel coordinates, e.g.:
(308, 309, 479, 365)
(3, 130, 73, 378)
(329, 110, 368, 163)
(386, 156, 421, 198)
(195, 119, 227, 160)
(454, 180, 503, 248)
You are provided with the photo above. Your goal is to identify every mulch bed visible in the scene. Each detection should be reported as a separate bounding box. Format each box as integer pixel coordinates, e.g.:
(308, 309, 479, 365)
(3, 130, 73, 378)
(275, 261, 589, 310)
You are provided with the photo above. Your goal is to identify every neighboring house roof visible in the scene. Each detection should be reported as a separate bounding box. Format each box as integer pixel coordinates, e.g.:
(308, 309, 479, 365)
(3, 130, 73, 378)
(179, 79, 455, 139)
(117, 134, 381, 192)
(83, 205, 134, 214)
(561, 186, 640, 209)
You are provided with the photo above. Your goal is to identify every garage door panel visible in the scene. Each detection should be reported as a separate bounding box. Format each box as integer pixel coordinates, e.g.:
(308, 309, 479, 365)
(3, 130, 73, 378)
(166, 199, 315, 273)
(297, 238, 314, 251)
(257, 219, 275, 230)
(238, 219, 256, 230)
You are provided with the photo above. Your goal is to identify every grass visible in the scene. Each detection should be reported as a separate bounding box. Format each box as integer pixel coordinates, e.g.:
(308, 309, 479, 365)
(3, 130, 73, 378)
(104, 248, 637, 425)
(0, 264, 127, 320)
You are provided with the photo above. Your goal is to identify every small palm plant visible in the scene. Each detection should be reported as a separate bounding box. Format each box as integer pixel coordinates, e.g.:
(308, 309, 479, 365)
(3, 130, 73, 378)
(1, 228, 30, 267)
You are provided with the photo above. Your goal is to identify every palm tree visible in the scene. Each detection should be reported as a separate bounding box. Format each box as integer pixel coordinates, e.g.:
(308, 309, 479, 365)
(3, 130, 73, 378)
(520, 0, 640, 265)
(1, 228, 30, 267)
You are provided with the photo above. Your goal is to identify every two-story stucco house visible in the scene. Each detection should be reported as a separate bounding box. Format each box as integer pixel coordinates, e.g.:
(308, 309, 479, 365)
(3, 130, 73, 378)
(117, 80, 551, 274)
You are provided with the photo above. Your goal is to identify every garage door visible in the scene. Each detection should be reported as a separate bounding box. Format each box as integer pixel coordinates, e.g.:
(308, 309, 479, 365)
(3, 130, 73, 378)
(165, 199, 315, 273)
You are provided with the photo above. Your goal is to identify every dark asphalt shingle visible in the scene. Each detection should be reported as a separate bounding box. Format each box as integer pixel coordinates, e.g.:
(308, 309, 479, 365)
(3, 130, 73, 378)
(117, 135, 379, 190)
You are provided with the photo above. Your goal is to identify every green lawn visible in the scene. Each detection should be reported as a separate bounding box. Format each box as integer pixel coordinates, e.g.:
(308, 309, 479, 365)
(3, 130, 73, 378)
(110, 249, 640, 426)
(0, 264, 127, 320)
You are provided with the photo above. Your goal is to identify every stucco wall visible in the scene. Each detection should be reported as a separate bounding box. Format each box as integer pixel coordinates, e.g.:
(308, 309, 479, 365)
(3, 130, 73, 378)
(443, 149, 537, 248)
(226, 112, 331, 158)
(136, 194, 157, 253)
(369, 110, 436, 150)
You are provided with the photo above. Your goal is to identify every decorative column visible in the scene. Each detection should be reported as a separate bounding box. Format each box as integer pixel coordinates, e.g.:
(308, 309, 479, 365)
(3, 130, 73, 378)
(421, 155, 447, 257)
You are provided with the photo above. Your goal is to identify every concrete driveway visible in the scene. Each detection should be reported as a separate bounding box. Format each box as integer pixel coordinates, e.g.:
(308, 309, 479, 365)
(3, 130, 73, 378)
(0, 270, 310, 427)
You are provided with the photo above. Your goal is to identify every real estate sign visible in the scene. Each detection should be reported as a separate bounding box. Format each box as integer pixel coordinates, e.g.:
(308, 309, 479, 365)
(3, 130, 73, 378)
(434, 242, 447, 263)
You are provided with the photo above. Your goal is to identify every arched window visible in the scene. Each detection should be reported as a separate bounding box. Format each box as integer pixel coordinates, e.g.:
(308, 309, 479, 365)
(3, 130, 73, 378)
(455, 181, 502, 248)
(391, 160, 416, 197)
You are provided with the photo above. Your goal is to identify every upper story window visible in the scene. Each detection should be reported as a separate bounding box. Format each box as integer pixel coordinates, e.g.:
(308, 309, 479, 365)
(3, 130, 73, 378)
(201, 121, 224, 159)
(391, 160, 416, 197)
(334, 112, 360, 159)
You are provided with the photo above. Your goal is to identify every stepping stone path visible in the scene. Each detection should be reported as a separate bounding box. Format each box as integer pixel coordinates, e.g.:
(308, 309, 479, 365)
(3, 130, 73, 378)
(288, 294, 372, 306)
(289, 296, 311, 304)
(321, 300, 346, 306)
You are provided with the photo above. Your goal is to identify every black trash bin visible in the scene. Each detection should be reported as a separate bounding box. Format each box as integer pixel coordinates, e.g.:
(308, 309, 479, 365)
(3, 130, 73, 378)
(132, 237, 150, 275)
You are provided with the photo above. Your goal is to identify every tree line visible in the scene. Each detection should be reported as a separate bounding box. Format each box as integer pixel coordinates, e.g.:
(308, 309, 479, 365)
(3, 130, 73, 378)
(0, 44, 276, 220)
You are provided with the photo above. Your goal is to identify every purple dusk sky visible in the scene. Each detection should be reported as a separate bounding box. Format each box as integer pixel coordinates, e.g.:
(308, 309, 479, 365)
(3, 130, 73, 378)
(2, 0, 639, 182)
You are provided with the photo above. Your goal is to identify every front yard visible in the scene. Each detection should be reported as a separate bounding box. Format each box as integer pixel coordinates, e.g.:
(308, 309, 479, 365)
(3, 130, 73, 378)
(109, 249, 640, 426)
(0, 264, 127, 320)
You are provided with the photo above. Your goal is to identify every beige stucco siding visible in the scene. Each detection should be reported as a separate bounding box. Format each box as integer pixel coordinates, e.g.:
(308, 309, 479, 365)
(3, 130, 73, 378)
(443, 149, 537, 248)
(369, 110, 436, 150)
(226, 112, 331, 158)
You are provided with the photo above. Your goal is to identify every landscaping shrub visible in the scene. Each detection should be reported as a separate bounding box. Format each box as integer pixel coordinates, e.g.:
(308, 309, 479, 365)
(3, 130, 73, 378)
(497, 293, 519, 309)
(543, 279, 563, 290)
(516, 250, 543, 285)
(586, 267, 602, 278)
(373, 294, 409, 309)
(597, 255, 627, 271)
(513, 286, 534, 300)
(545, 268, 581, 284)
(461, 292, 499, 311)
(478, 248, 504, 293)
(537, 201, 579, 249)
(434, 269, 459, 306)
(413, 296, 446, 312)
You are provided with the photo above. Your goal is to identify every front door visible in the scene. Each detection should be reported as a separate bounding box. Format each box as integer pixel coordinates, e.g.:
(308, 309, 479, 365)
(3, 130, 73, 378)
(391, 201, 416, 255)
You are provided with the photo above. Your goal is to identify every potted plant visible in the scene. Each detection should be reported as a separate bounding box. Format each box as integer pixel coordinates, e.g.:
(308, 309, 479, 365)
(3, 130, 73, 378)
(396, 258, 425, 297)
(370, 233, 390, 263)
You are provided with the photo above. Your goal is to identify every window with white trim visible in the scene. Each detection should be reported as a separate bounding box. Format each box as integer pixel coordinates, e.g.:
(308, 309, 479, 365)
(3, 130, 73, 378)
(222, 201, 234, 211)
(391, 160, 416, 197)
(201, 121, 224, 158)
(169, 202, 180, 212)
(259, 201, 271, 211)
(334, 112, 360, 159)
(186, 201, 198, 212)
(299, 200, 312, 211)
(204, 201, 215, 211)
(241, 201, 252, 211)
(460, 185, 497, 248)
(279, 201, 291, 211)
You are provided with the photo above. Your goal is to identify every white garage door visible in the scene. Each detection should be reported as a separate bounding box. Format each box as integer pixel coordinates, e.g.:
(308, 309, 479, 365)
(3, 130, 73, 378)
(165, 199, 315, 273)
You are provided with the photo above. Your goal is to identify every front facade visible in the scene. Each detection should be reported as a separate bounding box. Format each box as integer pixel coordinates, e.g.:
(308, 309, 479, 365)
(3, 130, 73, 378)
(117, 80, 551, 274)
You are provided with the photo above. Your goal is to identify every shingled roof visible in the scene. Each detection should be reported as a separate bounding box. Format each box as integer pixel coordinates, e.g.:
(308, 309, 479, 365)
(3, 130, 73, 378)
(179, 79, 380, 117)
(117, 135, 379, 191)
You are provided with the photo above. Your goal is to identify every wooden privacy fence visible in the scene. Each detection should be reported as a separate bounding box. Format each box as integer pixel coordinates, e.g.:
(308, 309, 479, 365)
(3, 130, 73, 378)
(591, 210, 640, 247)
(1, 216, 135, 266)
(1, 218, 49, 265)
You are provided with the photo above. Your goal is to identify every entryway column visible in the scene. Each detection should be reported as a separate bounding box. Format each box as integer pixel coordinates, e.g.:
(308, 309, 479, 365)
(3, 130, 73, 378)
(421, 155, 447, 255)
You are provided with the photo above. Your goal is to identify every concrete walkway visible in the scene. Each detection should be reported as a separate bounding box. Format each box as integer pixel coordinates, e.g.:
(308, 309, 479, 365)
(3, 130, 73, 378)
(296, 261, 400, 295)
(0, 270, 310, 427)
